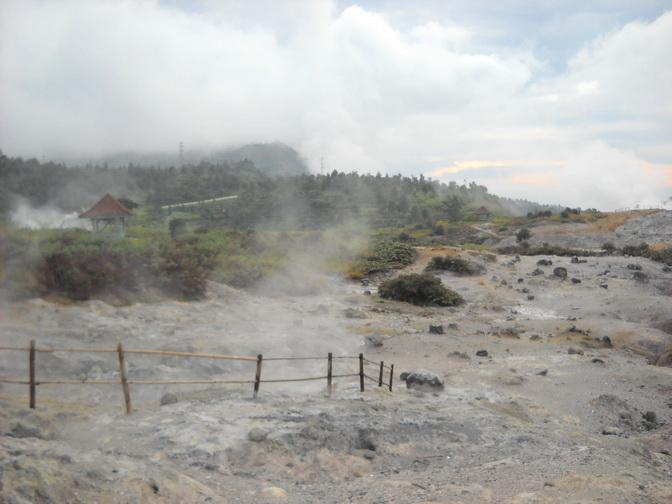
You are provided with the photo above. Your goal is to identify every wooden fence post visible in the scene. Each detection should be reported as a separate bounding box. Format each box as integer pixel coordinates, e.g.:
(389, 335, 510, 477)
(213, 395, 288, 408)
(29, 340, 36, 409)
(117, 343, 131, 415)
(253, 354, 263, 398)
(359, 353, 364, 392)
(378, 361, 384, 387)
(389, 364, 394, 392)
(327, 352, 333, 396)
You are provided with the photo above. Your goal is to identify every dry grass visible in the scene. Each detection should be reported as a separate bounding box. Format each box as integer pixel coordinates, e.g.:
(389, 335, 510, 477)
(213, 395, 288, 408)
(588, 210, 660, 233)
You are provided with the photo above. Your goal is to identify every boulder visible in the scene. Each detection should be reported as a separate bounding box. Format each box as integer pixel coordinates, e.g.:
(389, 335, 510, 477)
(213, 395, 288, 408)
(553, 267, 568, 279)
(531, 268, 544, 276)
(399, 370, 445, 391)
(633, 271, 649, 283)
(476, 349, 489, 357)
(627, 263, 642, 271)
(571, 278, 581, 284)
(428, 324, 445, 334)
(248, 427, 269, 442)
(537, 259, 553, 266)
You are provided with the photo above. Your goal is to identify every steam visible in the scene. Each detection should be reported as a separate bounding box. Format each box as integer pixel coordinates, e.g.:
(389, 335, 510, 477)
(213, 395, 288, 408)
(10, 199, 88, 230)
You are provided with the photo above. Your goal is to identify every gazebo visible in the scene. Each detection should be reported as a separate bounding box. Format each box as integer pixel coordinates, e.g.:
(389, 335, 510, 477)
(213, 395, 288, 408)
(79, 194, 133, 239)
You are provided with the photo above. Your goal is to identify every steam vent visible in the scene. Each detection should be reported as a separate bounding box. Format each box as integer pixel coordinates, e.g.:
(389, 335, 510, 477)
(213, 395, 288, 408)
(79, 193, 133, 239)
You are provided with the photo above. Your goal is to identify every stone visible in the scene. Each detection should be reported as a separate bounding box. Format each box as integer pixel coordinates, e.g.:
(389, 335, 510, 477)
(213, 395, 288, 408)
(553, 267, 568, 279)
(429, 324, 444, 334)
(599, 336, 613, 348)
(591, 358, 605, 364)
(343, 308, 366, 319)
(8, 422, 47, 439)
(447, 323, 459, 330)
(663, 266, 672, 273)
(476, 349, 489, 357)
(600, 283, 609, 289)
(537, 259, 553, 266)
(602, 426, 622, 436)
(536, 369, 548, 376)
(160, 393, 178, 406)
(568, 347, 584, 355)
(400, 370, 445, 391)
(365, 335, 384, 347)
(357, 428, 378, 451)
(633, 271, 649, 283)
(571, 278, 581, 284)
(447, 351, 470, 360)
(362, 450, 376, 460)
(642, 411, 657, 429)
(527, 295, 535, 301)
(248, 427, 269, 442)
(531, 268, 544, 276)
(627, 263, 642, 271)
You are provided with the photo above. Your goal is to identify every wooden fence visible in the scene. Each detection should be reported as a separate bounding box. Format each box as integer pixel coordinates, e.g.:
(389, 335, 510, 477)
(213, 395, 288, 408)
(0, 341, 394, 414)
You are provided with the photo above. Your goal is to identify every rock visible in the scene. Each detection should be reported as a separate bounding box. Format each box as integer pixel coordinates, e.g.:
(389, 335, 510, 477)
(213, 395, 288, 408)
(500, 327, 520, 338)
(642, 411, 658, 429)
(602, 426, 623, 436)
(357, 428, 378, 451)
(531, 268, 544, 276)
(527, 295, 535, 300)
(160, 393, 179, 406)
(571, 278, 581, 284)
(529, 334, 541, 341)
(553, 267, 568, 279)
(248, 427, 269, 442)
(568, 347, 584, 355)
(655, 349, 672, 367)
(627, 263, 643, 270)
(599, 336, 613, 348)
(517, 278, 524, 283)
(447, 323, 459, 330)
(476, 349, 489, 357)
(536, 369, 548, 376)
(663, 266, 672, 273)
(600, 283, 609, 289)
(571, 256, 579, 263)
(259, 486, 288, 501)
(537, 259, 553, 266)
(429, 324, 444, 334)
(633, 271, 649, 283)
(591, 358, 605, 364)
(362, 449, 376, 460)
(400, 370, 445, 391)
(365, 334, 384, 347)
(8, 422, 48, 439)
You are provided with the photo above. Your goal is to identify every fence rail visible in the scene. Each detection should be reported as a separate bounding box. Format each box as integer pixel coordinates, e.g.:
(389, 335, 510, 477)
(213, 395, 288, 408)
(0, 341, 394, 414)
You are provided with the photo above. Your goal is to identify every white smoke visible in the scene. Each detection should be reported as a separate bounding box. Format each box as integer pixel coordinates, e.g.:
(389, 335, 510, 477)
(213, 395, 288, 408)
(10, 200, 88, 230)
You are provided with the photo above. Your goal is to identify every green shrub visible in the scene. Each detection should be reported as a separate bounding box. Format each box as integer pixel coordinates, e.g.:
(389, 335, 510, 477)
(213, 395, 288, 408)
(622, 242, 650, 257)
(425, 255, 484, 275)
(516, 228, 531, 242)
(378, 273, 463, 306)
(157, 238, 219, 298)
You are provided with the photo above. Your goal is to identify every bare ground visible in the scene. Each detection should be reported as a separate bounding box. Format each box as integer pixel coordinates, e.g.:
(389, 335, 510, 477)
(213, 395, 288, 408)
(2, 220, 672, 503)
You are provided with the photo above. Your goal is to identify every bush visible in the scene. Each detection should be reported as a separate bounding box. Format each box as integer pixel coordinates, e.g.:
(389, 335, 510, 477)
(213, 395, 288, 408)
(378, 273, 463, 306)
(622, 242, 650, 257)
(157, 238, 219, 298)
(425, 255, 484, 275)
(516, 228, 531, 243)
(602, 242, 616, 254)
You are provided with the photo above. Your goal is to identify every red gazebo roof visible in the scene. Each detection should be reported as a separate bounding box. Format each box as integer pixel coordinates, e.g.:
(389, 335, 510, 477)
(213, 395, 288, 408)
(79, 194, 133, 218)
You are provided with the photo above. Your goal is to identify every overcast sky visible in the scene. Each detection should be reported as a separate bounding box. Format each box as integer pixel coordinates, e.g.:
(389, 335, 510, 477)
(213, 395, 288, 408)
(1, 0, 671, 209)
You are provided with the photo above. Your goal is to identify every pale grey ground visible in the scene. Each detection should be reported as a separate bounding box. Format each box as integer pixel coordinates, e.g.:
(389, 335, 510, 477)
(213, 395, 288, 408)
(1, 213, 672, 503)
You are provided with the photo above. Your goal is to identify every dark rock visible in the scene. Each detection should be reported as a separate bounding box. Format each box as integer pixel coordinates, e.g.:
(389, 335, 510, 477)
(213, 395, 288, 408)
(357, 428, 378, 451)
(527, 295, 535, 300)
(553, 267, 568, 279)
(627, 264, 642, 271)
(529, 334, 541, 341)
(633, 271, 649, 283)
(571, 278, 581, 284)
(160, 393, 179, 406)
(663, 266, 672, 273)
(400, 370, 445, 391)
(447, 351, 470, 360)
(448, 323, 459, 330)
(599, 336, 613, 348)
(362, 450, 376, 460)
(591, 358, 605, 364)
(642, 411, 658, 429)
(429, 324, 445, 334)
(537, 259, 553, 266)
(476, 350, 489, 357)
(517, 278, 524, 283)
(536, 369, 548, 376)
(568, 347, 584, 355)
(600, 283, 609, 289)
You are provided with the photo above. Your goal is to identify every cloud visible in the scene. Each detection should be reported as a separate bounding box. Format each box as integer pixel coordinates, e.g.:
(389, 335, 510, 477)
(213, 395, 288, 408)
(0, 0, 670, 210)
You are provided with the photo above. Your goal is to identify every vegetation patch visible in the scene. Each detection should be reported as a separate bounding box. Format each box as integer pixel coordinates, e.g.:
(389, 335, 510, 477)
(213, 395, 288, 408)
(425, 255, 484, 275)
(347, 240, 417, 279)
(378, 273, 463, 306)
